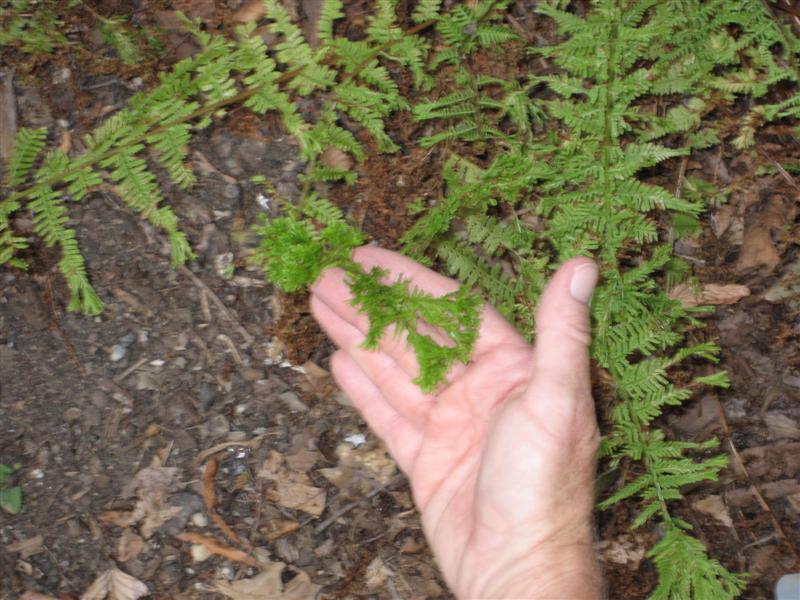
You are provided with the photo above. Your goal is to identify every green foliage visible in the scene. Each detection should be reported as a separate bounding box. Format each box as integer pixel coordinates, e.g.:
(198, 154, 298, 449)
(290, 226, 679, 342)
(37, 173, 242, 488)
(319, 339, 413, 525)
(3, 0, 798, 595)
(251, 195, 481, 391)
(0, 463, 22, 515)
(648, 525, 748, 600)
(0, 0, 69, 53)
(97, 15, 143, 64)
(397, 0, 800, 596)
(1, 0, 431, 312)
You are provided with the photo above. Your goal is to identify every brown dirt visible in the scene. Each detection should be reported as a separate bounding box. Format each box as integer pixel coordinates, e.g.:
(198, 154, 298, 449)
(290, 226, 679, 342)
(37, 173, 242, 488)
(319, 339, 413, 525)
(2, 2, 800, 600)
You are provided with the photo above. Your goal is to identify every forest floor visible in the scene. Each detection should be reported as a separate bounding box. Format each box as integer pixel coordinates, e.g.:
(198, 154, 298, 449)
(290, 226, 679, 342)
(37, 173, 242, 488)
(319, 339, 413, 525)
(1, 1, 800, 599)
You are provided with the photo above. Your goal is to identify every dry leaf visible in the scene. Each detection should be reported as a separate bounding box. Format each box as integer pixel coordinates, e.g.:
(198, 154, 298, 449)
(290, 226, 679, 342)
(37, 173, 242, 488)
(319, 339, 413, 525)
(117, 530, 144, 562)
(202, 455, 248, 546)
(301, 361, 334, 399)
(691, 495, 733, 528)
(260, 518, 300, 541)
(99, 510, 137, 529)
(766, 413, 800, 440)
(596, 535, 647, 568)
(215, 561, 322, 600)
(266, 481, 326, 517)
(122, 465, 183, 538)
(736, 226, 781, 273)
(7, 535, 43, 558)
(232, 0, 265, 22)
(20, 593, 59, 600)
(176, 532, 260, 566)
(80, 567, 148, 600)
(669, 283, 750, 307)
(365, 557, 395, 589)
(319, 147, 353, 172)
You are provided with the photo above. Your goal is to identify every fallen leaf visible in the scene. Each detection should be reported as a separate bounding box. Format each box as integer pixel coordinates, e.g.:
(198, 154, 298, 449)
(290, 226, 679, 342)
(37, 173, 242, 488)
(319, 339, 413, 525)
(266, 481, 326, 517)
(176, 532, 260, 566)
(20, 593, 59, 600)
(596, 534, 647, 568)
(260, 518, 300, 541)
(121, 465, 183, 538)
(301, 361, 334, 400)
(202, 455, 248, 546)
(669, 283, 750, 307)
(215, 562, 322, 600)
(736, 195, 795, 275)
(7, 535, 43, 558)
(319, 147, 353, 172)
(365, 556, 395, 589)
(117, 530, 144, 562)
(736, 226, 780, 273)
(691, 495, 733, 528)
(232, 0, 265, 22)
(766, 413, 800, 440)
(98, 510, 137, 529)
(80, 567, 148, 600)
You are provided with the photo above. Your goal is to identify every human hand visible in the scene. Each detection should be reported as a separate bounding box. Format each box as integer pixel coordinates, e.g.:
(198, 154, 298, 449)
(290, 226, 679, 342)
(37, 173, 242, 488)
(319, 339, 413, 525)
(311, 247, 601, 599)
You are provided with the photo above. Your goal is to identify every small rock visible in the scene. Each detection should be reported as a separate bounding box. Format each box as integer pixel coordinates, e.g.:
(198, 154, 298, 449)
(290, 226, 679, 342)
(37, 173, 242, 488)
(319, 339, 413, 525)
(344, 433, 367, 447)
(190, 544, 211, 562)
(190, 513, 208, 527)
(222, 183, 240, 200)
(161, 493, 204, 536)
(64, 407, 82, 421)
(109, 345, 127, 362)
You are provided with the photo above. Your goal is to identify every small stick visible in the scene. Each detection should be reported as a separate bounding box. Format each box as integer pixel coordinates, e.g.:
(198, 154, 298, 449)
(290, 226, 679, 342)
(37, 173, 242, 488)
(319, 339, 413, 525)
(114, 357, 148, 383)
(180, 266, 255, 347)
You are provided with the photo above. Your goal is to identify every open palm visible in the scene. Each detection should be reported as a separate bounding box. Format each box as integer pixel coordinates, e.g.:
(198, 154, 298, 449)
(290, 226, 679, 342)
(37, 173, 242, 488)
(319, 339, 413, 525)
(311, 247, 601, 599)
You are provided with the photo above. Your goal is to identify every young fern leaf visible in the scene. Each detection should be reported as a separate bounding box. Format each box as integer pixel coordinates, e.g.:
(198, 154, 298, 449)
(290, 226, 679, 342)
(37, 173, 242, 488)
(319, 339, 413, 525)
(252, 196, 482, 391)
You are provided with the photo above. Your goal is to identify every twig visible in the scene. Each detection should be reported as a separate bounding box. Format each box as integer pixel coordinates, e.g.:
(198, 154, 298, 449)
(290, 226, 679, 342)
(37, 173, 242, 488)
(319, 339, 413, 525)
(179, 266, 254, 347)
(193, 437, 265, 467)
(312, 474, 404, 534)
(202, 455, 251, 548)
(0, 69, 16, 165)
(113, 357, 147, 383)
(713, 400, 797, 556)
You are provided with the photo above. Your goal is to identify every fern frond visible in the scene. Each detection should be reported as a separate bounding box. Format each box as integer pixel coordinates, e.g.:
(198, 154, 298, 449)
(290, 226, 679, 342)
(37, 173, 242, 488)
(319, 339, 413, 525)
(7, 127, 47, 187)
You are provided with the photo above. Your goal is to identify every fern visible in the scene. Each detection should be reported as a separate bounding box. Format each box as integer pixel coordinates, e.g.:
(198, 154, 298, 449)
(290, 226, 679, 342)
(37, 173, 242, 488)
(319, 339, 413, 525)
(251, 195, 481, 391)
(3, 1, 797, 595)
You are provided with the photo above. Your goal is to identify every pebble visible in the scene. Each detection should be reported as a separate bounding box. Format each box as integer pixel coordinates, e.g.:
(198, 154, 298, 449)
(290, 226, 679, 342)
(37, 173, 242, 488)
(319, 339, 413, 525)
(190, 513, 208, 527)
(63, 407, 82, 422)
(109, 345, 127, 362)
(222, 184, 240, 200)
(190, 544, 211, 562)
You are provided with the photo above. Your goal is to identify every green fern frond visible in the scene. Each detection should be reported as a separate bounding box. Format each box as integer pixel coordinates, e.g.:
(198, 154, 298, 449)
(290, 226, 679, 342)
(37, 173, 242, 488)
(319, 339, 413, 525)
(7, 127, 47, 187)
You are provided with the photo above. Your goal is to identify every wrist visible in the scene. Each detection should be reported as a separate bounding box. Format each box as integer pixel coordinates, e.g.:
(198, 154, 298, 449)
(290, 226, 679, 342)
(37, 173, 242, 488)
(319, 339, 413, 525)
(477, 546, 600, 599)
(462, 541, 601, 600)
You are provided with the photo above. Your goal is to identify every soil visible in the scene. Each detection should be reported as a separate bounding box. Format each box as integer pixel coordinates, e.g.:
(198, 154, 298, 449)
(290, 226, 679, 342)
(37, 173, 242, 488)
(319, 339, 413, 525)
(1, 2, 800, 600)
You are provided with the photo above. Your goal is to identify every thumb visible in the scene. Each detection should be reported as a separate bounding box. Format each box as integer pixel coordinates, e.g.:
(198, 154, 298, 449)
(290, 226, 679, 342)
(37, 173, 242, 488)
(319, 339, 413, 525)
(531, 258, 598, 384)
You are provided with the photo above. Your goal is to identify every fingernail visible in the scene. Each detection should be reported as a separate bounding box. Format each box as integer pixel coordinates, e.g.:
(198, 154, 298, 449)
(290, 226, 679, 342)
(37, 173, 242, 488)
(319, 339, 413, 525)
(569, 263, 599, 305)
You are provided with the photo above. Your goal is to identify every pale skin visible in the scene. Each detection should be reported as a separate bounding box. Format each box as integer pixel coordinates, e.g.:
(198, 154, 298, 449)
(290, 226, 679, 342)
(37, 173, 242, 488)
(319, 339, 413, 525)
(311, 246, 602, 599)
